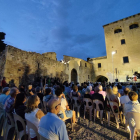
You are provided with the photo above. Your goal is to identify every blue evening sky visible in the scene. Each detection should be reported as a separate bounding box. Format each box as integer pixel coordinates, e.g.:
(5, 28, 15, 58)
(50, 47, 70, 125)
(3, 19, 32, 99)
(0, 0, 140, 60)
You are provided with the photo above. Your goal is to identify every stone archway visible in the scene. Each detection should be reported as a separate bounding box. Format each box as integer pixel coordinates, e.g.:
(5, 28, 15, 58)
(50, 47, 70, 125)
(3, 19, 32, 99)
(71, 69, 77, 84)
(96, 75, 108, 82)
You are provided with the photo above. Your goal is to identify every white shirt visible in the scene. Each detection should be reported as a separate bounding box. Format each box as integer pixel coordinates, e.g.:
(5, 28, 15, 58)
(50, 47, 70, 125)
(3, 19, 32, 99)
(25, 108, 40, 138)
(120, 95, 130, 104)
(124, 100, 140, 116)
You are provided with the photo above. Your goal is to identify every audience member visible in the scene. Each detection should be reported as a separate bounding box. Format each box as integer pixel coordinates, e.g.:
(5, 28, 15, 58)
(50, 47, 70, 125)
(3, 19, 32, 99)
(120, 87, 131, 105)
(92, 87, 104, 110)
(55, 88, 76, 123)
(70, 85, 81, 101)
(0, 86, 2, 94)
(25, 95, 44, 140)
(43, 88, 53, 102)
(113, 86, 121, 98)
(38, 98, 69, 140)
(14, 93, 27, 131)
(36, 86, 43, 102)
(27, 85, 34, 96)
(98, 85, 106, 99)
(124, 91, 140, 115)
(5, 87, 19, 114)
(2, 77, 7, 88)
(0, 87, 10, 104)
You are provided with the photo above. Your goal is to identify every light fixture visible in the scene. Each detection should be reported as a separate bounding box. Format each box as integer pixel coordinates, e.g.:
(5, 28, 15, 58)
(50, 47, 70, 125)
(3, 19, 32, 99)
(112, 51, 116, 55)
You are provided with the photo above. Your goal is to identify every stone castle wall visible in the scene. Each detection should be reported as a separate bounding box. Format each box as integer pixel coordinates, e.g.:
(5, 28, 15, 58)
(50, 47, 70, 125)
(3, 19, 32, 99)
(2, 46, 93, 86)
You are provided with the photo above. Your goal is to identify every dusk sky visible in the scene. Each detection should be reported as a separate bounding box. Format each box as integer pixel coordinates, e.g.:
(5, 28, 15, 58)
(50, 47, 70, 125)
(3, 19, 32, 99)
(0, 0, 140, 60)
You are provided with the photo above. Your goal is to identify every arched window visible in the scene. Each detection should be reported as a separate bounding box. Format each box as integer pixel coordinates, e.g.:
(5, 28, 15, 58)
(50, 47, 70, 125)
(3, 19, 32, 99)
(129, 24, 139, 29)
(114, 29, 122, 34)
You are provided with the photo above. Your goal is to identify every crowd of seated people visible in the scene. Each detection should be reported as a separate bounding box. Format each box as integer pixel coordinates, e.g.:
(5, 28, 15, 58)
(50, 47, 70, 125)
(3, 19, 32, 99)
(0, 77, 140, 139)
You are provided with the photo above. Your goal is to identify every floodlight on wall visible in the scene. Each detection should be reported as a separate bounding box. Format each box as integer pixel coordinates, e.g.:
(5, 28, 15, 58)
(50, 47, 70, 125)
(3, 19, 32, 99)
(112, 51, 116, 55)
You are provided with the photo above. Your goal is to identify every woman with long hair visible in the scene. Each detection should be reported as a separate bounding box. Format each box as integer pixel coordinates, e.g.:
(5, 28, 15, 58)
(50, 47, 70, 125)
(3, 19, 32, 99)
(25, 95, 44, 140)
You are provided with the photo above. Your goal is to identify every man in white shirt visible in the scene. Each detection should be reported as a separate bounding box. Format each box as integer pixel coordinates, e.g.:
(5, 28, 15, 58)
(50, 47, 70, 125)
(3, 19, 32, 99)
(120, 87, 130, 105)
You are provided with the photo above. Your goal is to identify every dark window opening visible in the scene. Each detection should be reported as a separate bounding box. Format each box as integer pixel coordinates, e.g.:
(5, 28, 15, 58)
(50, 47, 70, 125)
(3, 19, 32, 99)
(123, 56, 129, 63)
(114, 29, 122, 34)
(121, 39, 126, 45)
(85, 63, 87, 67)
(98, 63, 101, 68)
(18, 69, 21, 71)
(129, 24, 139, 29)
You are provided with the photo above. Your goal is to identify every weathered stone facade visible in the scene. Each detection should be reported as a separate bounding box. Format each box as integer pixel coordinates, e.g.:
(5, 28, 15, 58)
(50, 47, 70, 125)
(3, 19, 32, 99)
(1, 45, 93, 86)
(89, 13, 140, 82)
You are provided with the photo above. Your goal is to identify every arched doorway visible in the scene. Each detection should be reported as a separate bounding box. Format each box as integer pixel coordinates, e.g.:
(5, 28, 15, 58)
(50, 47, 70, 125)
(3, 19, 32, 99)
(96, 75, 108, 82)
(71, 69, 77, 84)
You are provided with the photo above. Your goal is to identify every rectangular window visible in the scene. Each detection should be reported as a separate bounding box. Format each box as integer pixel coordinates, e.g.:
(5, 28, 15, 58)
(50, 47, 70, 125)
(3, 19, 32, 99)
(121, 39, 126, 45)
(123, 56, 129, 63)
(85, 63, 87, 67)
(98, 63, 101, 68)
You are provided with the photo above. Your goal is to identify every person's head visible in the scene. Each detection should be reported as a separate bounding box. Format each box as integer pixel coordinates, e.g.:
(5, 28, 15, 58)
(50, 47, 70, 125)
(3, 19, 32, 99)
(36, 86, 41, 93)
(44, 88, 51, 96)
(94, 86, 99, 93)
(14, 93, 26, 108)
(78, 86, 82, 91)
(25, 95, 40, 113)
(87, 86, 92, 92)
(128, 91, 138, 101)
(106, 86, 112, 92)
(3, 77, 6, 80)
(85, 88, 90, 94)
(60, 85, 65, 92)
(28, 85, 32, 90)
(73, 85, 78, 92)
(98, 85, 103, 91)
(124, 87, 131, 95)
(132, 86, 137, 92)
(83, 84, 87, 89)
(48, 97, 61, 115)
(112, 86, 118, 95)
(2, 87, 10, 95)
(55, 88, 63, 97)
(10, 87, 19, 98)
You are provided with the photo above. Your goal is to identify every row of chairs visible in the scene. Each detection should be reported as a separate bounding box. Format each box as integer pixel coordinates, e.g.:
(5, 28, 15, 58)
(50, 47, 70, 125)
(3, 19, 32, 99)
(72, 97, 120, 127)
(0, 104, 48, 140)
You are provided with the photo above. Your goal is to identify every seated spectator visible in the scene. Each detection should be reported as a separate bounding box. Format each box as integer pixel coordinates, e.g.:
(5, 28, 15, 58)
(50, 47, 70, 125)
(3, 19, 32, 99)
(25, 95, 44, 140)
(117, 84, 124, 96)
(78, 86, 83, 96)
(88, 86, 94, 95)
(132, 86, 138, 94)
(113, 86, 121, 98)
(0, 87, 10, 104)
(82, 84, 87, 95)
(19, 85, 26, 95)
(105, 87, 119, 113)
(5, 87, 19, 114)
(70, 85, 81, 101)
(38, 98, 69, 140)
(92, 87, 104, 110)
(14, 93, 27, 131)
(64, 83, 71, 96)
(84, 88, 92, 99)
(27, 85, 34, 97)
(124, 91, 140, 116)
(98, 85, 106, 100)
(56, 88, 76, 123)
(43, 88, 53, 102)
(120, 87, 131, 105)
(36, 86, 43, 103)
